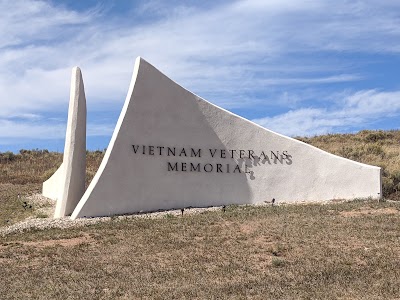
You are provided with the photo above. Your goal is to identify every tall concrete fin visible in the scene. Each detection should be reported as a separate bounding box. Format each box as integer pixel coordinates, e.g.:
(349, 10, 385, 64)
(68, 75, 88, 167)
(54, 67, 87, 218)
(42, 67, 87, 217)
(71, 57, 381, 219)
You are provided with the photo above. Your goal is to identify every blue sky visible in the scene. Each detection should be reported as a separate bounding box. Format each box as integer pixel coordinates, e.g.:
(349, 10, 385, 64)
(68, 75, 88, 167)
(1, 0, 400, 152)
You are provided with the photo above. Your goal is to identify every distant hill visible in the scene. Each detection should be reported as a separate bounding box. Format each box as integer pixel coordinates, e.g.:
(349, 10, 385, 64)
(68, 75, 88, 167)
(0, 130, 399, 200)
(297, 130, 400, 200)
(1, 130, 400, 299)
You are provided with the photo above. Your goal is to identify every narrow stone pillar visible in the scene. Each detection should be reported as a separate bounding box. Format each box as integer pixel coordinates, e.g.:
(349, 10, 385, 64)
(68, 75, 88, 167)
(53, 67, 87, 218)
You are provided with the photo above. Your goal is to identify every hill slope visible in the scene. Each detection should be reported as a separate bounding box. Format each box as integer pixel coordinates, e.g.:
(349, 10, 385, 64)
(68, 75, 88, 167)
(1, 130, 400, 299)
(297, 130, 400, 200)
(1, 129, 399, 200)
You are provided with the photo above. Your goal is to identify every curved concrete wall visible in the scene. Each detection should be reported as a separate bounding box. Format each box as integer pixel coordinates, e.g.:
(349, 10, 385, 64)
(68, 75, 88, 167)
(71, 57, 381, 219)
(42, 162, 64, 200)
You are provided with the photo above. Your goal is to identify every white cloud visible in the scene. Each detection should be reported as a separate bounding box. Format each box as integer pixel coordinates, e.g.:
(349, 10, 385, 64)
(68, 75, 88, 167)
(0, 118, 114, 140)
(0, 0, 96, 49)
(0, 119, 65, 139)
(344, 90, 400, 116)
(253, 89, 400, 136)
(1, 0, 400, 142)
(256, 74, 363, 86)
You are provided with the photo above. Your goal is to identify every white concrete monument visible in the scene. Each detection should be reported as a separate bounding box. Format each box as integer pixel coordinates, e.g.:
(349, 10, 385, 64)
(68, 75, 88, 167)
(42, 67, 87, 218)
(68, 57, 381, 219)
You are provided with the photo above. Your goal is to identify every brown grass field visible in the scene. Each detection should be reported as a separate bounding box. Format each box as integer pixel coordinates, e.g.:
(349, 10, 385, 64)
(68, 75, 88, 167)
(0, 130, 399, 299)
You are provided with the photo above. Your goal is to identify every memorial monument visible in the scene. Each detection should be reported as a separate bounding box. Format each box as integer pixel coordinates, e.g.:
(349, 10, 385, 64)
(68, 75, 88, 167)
(43, 57, 382, 219)
(42, 67, 86, 218)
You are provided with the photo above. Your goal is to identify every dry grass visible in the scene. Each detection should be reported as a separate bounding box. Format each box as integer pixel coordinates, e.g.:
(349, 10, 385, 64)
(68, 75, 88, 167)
(1, 201, 400, 299)
(0, 149, 104, 226)
(1, 130, 399, 198)
(0, 149, 103, 186)
(0, 183, 40, 225)
(297, 130, 400, 200)
(0, 130, 400, 299)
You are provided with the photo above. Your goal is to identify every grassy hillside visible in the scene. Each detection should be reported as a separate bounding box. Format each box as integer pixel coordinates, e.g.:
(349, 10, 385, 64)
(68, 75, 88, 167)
(1, 129, 399, 200)
(297, 130, 400, 200)
(0, 130, 399, 299)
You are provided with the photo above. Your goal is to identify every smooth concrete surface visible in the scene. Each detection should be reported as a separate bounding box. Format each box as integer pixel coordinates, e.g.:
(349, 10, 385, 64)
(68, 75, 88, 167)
(42, 67, 87, 217)
(71, 57, 381, 219)
(42, 162, 64, 200)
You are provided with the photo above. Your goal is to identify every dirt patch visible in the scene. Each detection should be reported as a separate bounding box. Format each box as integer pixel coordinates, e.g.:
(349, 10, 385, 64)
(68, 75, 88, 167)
(340, 207, 399, 217)
(239, 223, 256, 234)
(19, 233, 94, 248)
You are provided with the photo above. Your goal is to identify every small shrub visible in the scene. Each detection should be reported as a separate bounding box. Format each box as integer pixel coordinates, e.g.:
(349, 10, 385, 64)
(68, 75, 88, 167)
(272, 258, 285, 267)
(364, 131, 393, 143)
(0, 151, 16, 162)
(365, 144, 385, 157)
